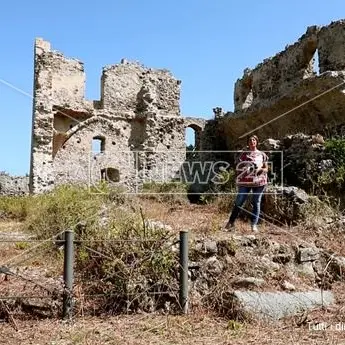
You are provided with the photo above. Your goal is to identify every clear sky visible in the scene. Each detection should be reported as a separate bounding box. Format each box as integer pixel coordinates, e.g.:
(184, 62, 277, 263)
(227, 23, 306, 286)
(0, 0, 344, 175)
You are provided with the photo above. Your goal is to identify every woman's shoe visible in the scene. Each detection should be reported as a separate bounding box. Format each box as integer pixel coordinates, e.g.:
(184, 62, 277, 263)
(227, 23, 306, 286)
(251, 224, 259, 232)
(224, 222, 235, 231)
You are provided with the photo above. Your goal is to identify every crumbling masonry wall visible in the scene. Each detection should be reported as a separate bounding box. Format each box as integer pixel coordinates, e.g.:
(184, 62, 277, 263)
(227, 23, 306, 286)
(29, 39, 206, 194)
(0, 173, 29, 196)
(31, 20, 345, 194)
(219, 19, 345, 149)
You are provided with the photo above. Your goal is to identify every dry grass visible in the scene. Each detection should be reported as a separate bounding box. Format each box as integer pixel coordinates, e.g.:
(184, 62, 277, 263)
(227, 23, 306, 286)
(1, 311, 345, 345)
(0, 221, 22, 233)
(2, 198, 345, 344)
(0, 221, 30, 263)
(140, 200, 227, 233)
(0, 220, 63, 270)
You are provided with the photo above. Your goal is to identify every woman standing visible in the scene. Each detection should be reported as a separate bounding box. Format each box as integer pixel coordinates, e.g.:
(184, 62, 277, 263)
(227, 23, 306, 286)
(225, 135, 268, 232)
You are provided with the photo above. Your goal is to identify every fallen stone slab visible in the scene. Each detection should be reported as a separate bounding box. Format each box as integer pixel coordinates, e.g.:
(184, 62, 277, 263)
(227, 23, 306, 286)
(231, 290, 334, 320)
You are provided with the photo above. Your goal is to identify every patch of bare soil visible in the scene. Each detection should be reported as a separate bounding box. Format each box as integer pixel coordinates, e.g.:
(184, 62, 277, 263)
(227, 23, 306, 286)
(140, 201, 226, 232)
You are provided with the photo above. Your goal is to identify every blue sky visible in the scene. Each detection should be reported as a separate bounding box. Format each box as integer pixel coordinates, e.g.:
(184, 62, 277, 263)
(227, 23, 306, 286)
(0, 0, 344, 175)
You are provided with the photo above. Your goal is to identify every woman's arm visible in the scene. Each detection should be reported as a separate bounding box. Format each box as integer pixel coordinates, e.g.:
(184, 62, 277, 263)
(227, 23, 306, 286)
(256, 152, 269, 174)
(257, 161, 268, 174)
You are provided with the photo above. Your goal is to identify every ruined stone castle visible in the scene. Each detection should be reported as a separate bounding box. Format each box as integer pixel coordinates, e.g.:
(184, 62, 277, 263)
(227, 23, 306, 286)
(29, 39, 206, 194)
(28, 19, 345, 194)
(220, 20, 345, 149)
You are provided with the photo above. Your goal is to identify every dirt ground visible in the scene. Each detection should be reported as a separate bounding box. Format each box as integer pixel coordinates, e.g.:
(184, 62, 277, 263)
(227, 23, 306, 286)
(2, 311, 345, 345)
(1, 201, 345, 344)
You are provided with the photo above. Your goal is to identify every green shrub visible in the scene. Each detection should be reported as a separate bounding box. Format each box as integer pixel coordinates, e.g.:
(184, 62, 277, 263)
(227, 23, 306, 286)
(23, 183, 133, 239)
(75, 209, 179, 314)
(23, 185, 108, 239)
(318, 139, 345, 190)
(0, 195, 29, 220)
(324, 139, 345, 167)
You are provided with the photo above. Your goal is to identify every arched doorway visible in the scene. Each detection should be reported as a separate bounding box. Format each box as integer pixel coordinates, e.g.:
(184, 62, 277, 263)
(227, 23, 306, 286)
(185, 124, 202, 159)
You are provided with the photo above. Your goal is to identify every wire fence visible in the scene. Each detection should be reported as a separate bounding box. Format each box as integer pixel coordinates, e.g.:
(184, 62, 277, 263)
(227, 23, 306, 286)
(0, 229, 189, 321)
(0, 204, 343, 329)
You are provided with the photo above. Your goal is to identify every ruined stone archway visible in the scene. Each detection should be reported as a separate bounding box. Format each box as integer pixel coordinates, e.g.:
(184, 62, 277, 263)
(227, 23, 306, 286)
(53, 116, 126, 158)
(183, 117, 206, 151)
(52, 117, 134, 188)
(185, 124, 201, 151)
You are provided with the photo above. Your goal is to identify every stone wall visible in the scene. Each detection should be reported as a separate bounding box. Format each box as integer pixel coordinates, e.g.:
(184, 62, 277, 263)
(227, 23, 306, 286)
(29, 39, 207, 194)
(0, 173, 29, 196)
(234, 26, 319, 112)
(318, 20, 345, 73)
(101, 63, 180, 116)
(218, 19, 345, 150)
(30, 19, 345, 194)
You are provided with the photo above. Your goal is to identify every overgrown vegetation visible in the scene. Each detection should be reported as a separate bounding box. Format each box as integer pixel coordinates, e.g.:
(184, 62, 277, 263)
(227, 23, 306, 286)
(0, 176, 341, 316)
(325, 138, 345, 166)
(314, 138, 345, 208)
(0, 196, 28, 220)
(318, 139, 345, 188)
(75, 212, 179, 314)
(0, 184, 181, 315)
(0, 184, 113, 238)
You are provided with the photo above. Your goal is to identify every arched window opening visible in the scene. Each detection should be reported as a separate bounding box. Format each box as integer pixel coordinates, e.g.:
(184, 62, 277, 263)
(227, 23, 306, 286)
(312, 48, 320, 75)
(92, 136, 105, 154)
(185, 124, 202, 160)
(185, 127, 196, 152)
(303, 39, 318, 78)
(185, 124, 202, 150)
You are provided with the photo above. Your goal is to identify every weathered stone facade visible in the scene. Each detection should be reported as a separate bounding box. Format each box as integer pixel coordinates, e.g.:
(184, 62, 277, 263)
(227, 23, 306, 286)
(29, 20, 345, 194)
(0, 172, 29, 196)
(29, 39, 206, 193)
(219, 20, 345, 150)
